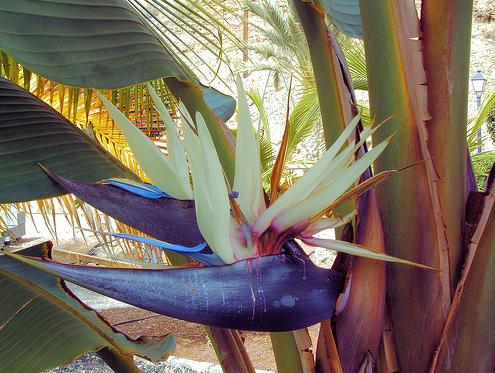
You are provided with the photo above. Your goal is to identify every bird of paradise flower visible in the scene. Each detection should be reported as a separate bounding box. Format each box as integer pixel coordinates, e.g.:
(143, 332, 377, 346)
(9, 77, 432, 332)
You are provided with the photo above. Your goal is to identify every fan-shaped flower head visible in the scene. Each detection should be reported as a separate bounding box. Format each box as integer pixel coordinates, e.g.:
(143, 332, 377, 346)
(99, 78, 427, 268)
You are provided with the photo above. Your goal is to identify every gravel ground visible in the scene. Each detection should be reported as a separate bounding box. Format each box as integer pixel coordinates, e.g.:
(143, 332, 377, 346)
(47, 354, 272, 373)
(66, 283, 132, 310)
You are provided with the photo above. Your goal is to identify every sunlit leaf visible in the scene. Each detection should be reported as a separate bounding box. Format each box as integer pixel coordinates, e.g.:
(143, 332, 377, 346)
(317, 0, 362, 38)
(0, 77, 135, 203)
(0, 0, 186, 88)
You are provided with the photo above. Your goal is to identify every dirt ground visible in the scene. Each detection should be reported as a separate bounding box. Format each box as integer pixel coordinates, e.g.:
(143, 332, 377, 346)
(98, 307, 320, 372)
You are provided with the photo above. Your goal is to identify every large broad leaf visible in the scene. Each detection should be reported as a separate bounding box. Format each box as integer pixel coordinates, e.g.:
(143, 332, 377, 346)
(317, 0, 362, 38)
(0, 242, 175, 373)
(0, 77, 136, 203)
(0, 2, 236, 121)
(199, 82, 236, 122)
(0, 0, 186, 89)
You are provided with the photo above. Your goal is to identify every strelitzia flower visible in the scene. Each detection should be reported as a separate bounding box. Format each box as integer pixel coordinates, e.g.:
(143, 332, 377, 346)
(174, 77, 411, 267)
(9, 78, 432, 332)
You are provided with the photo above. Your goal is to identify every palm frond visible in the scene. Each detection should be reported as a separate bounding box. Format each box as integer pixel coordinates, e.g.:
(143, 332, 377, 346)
(287, 88, 321, 158)
(123, 0, 243, 89)
(467, 90, 495, 150)
(335, 32, 368, 90)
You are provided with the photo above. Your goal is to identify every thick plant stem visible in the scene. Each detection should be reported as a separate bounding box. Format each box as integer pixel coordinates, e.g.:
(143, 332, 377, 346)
(206, 328, 255, 373)
(433, 176, 495, 372)
(421, 0, 474, 290)
(292, 0, 355, 233)
(293, 2, 388, 372)
(359, 1, 451, 371)
(97, 347, 141, 373)
(291, 0, 348, 146)
(270, 332, 306, 373)
(315, 320, 343, 373)
(165, 77, 236, 186)
(232, 329, 256, 373)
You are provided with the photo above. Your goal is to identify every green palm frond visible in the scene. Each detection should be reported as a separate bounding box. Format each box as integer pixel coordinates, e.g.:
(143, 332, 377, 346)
(335, 32, 367, 90)
(239, 0, 368, 162)
(288, 88, 321, 157)
(124, 0, 242, 89)
(243, 0, 311, 81)
(246, 89, 271, 141)
(243, 0, 366, 89)
(467, 90, 495, 150)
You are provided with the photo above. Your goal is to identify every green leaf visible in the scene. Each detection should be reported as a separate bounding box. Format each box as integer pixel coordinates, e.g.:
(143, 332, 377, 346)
(467, 90, 495, 149)
(0, 0, 186, 89)
(337, 35, 367, 91)
(0, 2, 237, 123)
(317, 0, 362, 38)
(199, 82, 236, 122)
(287, 87, 321, 158)
(0, 242, 175, 372)
(0, 77, 136, 203)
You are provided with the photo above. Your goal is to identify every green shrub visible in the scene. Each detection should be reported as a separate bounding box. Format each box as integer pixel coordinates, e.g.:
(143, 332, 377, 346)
(472, 151, 495, 190)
